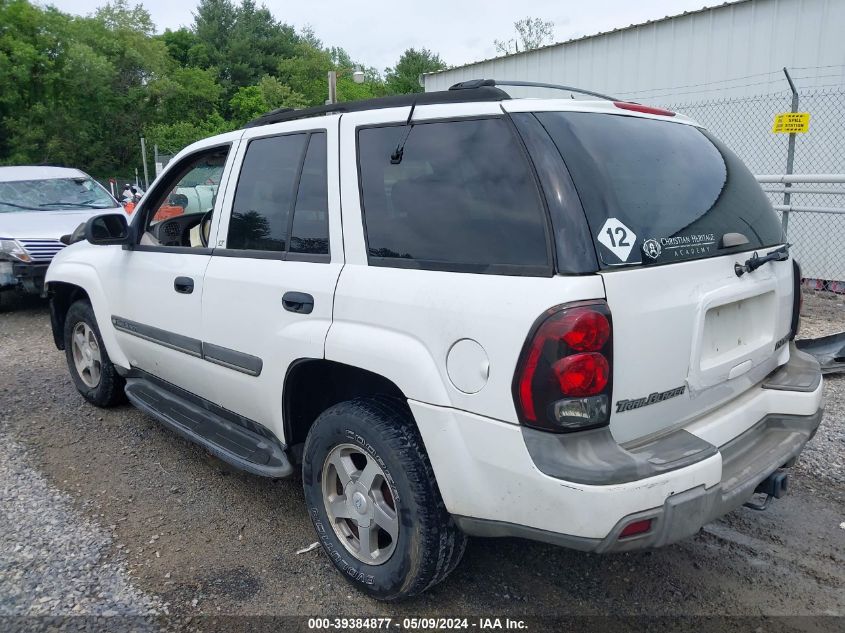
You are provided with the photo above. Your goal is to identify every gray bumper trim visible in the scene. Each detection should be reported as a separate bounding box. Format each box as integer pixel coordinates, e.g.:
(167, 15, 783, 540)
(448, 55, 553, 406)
(460, 407, 824, 553)
(762, 342, 822, 392)
(523, 425, 717, 485)
(454, 516, 601, 552)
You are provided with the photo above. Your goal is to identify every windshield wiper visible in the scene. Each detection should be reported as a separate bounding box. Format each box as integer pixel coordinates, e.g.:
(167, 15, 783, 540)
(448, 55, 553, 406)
(735, 244, 790, 277)
(0, 200, 45, 211)
(39, 200, 113, 209)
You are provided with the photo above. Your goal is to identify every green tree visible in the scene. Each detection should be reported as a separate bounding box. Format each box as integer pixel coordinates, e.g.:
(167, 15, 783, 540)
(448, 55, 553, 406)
(0, 0, 169, 174)
(158, 27, 200, 67)
(191, 0, 236, 69)
(148, 66, 222, 125)
(144, 112, 231, 155)
(229, 76, 307, 126)
(276, 41, 335, 105)
(257, 75, 307, 110)
(384, 48, 446, 94)
(95, 0, 155, 36)
(192, 0, 299, 99)
(494, 17, 555, 55)
(0, 0, 399, 174)
(277, 37, 385, 106)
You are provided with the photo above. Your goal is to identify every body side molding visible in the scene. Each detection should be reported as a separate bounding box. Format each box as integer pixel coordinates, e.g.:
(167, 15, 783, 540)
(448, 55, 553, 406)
(111, 315, 263, 376)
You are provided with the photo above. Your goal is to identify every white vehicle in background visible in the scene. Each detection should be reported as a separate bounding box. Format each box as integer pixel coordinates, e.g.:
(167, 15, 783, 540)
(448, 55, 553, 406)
(0, 166, 123, 304)
(45, 80, 823, 601)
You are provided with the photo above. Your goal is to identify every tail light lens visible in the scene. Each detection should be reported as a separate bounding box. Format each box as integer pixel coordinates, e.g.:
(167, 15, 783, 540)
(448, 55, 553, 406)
(554, 353, 609, 396)
(513, 302, 613, 432)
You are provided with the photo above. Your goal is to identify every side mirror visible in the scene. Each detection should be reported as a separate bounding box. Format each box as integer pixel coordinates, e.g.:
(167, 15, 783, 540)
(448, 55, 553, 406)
(84, 213, 130, 246)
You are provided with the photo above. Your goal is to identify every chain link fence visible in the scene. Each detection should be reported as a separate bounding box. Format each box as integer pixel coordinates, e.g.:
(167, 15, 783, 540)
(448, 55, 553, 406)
(153, 149, 175, 178)
(665, 88, 845, 293)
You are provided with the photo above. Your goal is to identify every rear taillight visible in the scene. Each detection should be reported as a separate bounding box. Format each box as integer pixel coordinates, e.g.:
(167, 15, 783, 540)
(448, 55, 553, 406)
(613, 101, 676, 117)
(513, 302, 613, 432)
(554, 353, 609, 396)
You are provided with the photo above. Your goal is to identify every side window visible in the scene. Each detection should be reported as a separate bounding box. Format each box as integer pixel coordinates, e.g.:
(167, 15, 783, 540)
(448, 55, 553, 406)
(357, 118, 550, 274)
(290, 132, 329, 255)
(227, 133, 308, 252)
(142, 147, 229, 248)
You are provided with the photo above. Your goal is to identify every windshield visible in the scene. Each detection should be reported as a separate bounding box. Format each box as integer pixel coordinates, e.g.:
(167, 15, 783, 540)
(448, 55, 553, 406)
(0, 177, 118, 213)
(535, 112, 784, 268)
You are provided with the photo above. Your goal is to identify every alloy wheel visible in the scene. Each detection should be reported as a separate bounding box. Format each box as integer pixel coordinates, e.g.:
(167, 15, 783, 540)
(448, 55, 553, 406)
(321, 443, 399, 565)
(70, 322, 102, 388)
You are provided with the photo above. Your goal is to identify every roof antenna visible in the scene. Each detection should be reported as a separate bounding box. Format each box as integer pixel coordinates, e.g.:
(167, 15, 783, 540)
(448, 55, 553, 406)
(390, 100, 417, 164)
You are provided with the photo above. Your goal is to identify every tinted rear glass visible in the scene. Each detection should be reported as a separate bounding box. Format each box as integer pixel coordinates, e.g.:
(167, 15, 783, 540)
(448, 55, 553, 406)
(228, 133, 307, 252)
(536, 112, 784, 268)
(290, 132, 329, 255)
(357, 118, 551, 275)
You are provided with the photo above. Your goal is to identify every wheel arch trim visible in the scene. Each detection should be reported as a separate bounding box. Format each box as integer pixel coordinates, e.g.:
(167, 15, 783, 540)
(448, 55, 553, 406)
(46, 265, 130, 369)
(282, 358, 410, 447)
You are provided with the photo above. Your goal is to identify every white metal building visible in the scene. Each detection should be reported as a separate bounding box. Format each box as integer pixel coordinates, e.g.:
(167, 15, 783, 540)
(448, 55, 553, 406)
(423, 0, 845, 104)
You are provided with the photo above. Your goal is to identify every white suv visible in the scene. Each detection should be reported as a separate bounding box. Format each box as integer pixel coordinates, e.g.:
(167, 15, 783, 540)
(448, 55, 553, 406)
(46, 81, 823, 601)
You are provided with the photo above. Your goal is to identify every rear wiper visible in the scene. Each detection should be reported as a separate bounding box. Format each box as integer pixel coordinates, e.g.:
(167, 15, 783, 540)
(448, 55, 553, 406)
(39, 201, 113, 209)
(734, 244, 790, 277)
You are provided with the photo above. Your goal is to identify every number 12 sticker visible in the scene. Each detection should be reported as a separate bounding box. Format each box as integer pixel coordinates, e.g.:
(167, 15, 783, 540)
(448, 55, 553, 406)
(597, 218, 637, 262)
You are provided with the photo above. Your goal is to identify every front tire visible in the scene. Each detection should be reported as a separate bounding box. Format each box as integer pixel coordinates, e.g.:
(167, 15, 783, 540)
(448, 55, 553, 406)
(63, 300, 125, 407)
(302, 396, 466, 600)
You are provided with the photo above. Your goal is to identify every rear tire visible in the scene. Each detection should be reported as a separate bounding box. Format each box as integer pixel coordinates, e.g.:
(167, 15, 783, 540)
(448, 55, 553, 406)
(63, 300, 125, 407)
(302, 396, 466, 600)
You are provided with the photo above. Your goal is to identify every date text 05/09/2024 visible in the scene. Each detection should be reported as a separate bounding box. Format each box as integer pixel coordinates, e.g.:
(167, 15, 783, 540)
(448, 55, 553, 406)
(307, 617, 528, 630)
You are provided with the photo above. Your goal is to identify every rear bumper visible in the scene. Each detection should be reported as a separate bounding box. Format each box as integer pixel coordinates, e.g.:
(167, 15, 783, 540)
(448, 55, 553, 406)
(413, 344, 823, 551)
(576, 408, 821, 553)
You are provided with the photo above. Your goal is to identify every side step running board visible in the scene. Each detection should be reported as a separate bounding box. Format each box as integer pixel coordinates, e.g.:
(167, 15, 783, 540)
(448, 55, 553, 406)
(125, 378, 293, 478)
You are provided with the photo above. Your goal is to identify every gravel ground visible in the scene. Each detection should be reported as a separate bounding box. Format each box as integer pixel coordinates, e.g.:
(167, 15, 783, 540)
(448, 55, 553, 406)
(0, 432, 161, 621)
(794, 291, 845, 488)
(0, 291, 843, 629)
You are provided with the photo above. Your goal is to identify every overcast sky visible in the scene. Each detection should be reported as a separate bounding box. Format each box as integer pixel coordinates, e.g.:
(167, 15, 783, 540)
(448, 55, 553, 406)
(45, 0, 716, 71)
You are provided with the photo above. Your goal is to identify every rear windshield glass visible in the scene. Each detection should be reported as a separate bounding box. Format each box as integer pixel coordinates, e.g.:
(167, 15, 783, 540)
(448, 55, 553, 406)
(535, 112, 784, 268)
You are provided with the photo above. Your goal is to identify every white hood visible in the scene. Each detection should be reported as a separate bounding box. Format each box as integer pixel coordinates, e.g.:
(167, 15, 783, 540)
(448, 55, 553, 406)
(0, 208, 125, 240)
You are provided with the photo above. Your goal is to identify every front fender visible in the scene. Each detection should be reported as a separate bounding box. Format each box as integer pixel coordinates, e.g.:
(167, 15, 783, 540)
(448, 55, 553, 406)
(46, 258, 130, 370)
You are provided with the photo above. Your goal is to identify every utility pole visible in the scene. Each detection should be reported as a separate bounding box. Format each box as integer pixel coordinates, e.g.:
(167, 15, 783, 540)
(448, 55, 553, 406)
(326, 70, 337, 105)
(140, 137, 150, 190)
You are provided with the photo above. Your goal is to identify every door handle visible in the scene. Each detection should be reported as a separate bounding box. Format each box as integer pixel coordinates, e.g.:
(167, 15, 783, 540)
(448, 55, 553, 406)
(283, 291, 314, 314)
(174, 276, 194, 294)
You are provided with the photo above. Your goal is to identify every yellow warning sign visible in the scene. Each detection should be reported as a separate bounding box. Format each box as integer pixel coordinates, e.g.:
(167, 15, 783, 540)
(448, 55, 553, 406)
(772, 112, 810, 134)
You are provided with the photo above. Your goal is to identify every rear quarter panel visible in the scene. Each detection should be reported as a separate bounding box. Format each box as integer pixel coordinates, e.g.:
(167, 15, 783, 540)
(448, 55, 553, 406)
(328, 266, 606, 419)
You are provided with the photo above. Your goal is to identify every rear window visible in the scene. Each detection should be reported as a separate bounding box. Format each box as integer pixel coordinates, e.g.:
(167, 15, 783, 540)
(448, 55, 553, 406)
(357, 118, 551, 275)
(228, 133, 307, 252)
(535, 112, 784, 268)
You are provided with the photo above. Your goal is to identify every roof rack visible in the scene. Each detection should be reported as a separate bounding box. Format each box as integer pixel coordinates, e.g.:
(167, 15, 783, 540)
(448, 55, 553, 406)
(244, 79, 619, 129)
(449, 79, 619, 101)
(244, 85, 511, 128)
